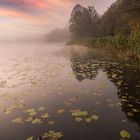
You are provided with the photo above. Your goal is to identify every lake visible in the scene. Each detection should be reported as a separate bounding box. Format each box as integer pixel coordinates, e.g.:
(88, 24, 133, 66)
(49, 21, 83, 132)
(0, 43, 140, 140)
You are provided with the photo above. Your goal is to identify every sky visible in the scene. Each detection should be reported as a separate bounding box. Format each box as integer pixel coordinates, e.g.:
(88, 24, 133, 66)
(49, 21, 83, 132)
(0, 0, 116, 40)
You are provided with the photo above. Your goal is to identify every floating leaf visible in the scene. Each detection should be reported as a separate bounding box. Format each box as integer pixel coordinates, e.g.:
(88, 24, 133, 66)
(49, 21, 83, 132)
(43, 131, 63, 140)
(132, 108, 140, 113)
(85, 117, 92, 123)
(75, 117, 83, 122)
(38, 107, 45, 111)
(12, 117, 24, 124)
(127, 112, 133, 117)
(32, 118, 42, 124)
(48, 121, 55, 125)
(25, 117, 34, 122)
(41, 113, 50, 119)
(91, 115, 99, 120)
(57, 109, 65, 114)
(26, 136, 34, 140)
(25, 108, 37, 116)
(120, 130, 131, 139)
(71, 110, 88, 117)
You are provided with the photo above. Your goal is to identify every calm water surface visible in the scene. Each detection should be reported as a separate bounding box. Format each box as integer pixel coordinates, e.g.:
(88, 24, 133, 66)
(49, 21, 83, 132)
(0, 43, 140, 140)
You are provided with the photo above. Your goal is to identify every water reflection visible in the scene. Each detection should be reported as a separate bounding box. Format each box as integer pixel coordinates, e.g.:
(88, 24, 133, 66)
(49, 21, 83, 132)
(0, 44, 140, 140)
(70, 45, 140, 127)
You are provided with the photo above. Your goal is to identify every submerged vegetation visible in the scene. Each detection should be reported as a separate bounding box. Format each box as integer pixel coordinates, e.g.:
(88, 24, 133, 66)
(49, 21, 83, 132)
(68, 0, 140, 62)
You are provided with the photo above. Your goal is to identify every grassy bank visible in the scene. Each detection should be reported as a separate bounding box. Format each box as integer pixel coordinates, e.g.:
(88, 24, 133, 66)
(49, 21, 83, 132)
(67, 26, 140, 63)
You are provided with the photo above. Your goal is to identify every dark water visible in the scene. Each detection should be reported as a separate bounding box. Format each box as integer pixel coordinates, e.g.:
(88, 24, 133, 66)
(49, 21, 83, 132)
(0, 43, 140, 140)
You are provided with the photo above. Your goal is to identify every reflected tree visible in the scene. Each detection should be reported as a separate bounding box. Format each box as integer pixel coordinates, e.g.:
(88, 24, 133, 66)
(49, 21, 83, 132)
(70, 46, 140, 126)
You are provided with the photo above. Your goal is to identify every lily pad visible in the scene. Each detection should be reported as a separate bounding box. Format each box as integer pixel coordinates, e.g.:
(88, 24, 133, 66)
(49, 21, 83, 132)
(75, 117, 83, 122)
(85, 117, 92, 123)
(120, 130, 131, 139)
(32, 118, 42, 124)
(91, 115, 99, 120)
(38, 107, 45, 111)
(41, 113, 50, 119)
(43, 131, 63, 140)
(25, 117, 34, 122)
(26, 136, 34, 140)
(57, 109, 65, 114)
(48, 121, 55, 125)
(12, 117, 24, 124)
(25, 108, 37, 116)
(71, 110, 88, 117)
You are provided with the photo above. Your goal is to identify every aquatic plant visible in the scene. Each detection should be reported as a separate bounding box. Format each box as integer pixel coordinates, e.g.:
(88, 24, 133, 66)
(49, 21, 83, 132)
(120, 130, 131, 139)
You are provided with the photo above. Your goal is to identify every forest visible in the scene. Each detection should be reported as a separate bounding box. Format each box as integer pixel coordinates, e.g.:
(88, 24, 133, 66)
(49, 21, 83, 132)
(68, 0, 140, 62)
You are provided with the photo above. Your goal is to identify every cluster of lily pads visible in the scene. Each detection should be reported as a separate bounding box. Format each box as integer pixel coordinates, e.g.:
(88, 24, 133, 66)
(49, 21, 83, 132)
(70, 109, 99, 123)
(12, 107, 51, 125)
(26, 130, 63, 140)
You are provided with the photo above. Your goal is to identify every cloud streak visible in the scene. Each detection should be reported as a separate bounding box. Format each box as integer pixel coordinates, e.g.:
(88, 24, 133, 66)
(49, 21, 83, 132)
(0, 0, 116, 39)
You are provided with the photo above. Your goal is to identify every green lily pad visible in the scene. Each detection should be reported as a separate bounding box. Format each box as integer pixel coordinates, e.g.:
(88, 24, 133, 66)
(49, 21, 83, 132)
(85, 117, 92, 123)
(12, 117, 24, 124)
(43, 131, 63, 140)
(41, 113, 50, 119)
(25, 117, 34, 122)
(48, 121, 55, 125)
(57, 109, 65, 114)
(5, 105, 16, 115)
(71, 110, 88, 117)
(32, 118, 42, 124)
(25, 108, 37, 116)
(132, 108, 140, 113)
(26, 136, 34, 140)
(120, 130, 131, 139)
(91, 115, 99, 120)
(127, 112, 133, 117)
(38, 107, 45, 111)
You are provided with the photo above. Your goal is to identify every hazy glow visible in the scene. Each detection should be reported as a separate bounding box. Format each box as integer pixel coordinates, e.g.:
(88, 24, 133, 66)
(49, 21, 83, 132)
(0, 0, 116, 40)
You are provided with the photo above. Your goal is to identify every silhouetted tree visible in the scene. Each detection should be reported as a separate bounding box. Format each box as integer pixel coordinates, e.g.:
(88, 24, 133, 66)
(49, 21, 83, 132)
(69, 4, 99, 39)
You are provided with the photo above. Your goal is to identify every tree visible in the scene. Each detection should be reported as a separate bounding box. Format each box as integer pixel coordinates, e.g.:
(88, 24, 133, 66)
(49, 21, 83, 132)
(88, 6, 100, 36)
(69, 4, 92, 38)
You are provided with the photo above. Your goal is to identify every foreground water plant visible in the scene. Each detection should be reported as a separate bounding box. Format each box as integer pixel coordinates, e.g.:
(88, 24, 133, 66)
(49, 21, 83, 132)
(42, 131, 63, 140)
(120, 130, 131, 139)
(32, 118, 42, 124)
(12, 117, 24, 124)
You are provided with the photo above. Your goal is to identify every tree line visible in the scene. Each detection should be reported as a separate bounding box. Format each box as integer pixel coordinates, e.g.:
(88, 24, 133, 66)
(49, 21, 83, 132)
(68, 0, 140, 62)
(69, 0, 140, 38)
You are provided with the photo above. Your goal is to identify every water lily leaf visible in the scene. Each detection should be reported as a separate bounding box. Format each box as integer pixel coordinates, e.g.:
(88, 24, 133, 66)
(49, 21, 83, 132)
(5, 105, 16, 115)
(85, 117, 92, 123)
(127, 112, 133, 117)
(12, 117, 24, 124)
(108, 104, 114, 107)
(91, 115, 99, 120)
(71, 110, 88, 117)
(43, 131, 63, 140)
(57, 109, 65, 114)
(120, 130, 131, 139)
(132, 108, 140, 113)
(32, 118, 42, 124)
(25, 117, 34, 122)
(25, 108, 37, 116)
(75, 117, 83, 122)
(48, 121, 55, 125)
(122, 120, 126, 123)
(26, 136, 34, 140)
(41, 113, 50, 119)
(38, 107, 45, 111)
